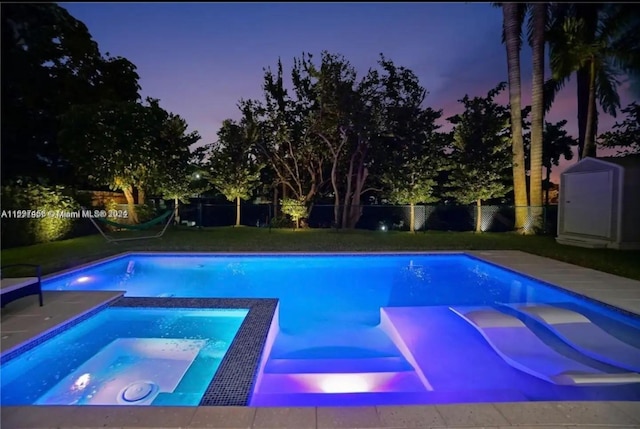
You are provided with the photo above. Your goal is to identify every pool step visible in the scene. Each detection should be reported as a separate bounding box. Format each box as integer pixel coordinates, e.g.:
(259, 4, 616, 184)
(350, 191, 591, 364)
(270, 324, 404, 360)
(256, 369, 428, 394)
(254, 320, 433, 396)
(264, 356, 414, 374)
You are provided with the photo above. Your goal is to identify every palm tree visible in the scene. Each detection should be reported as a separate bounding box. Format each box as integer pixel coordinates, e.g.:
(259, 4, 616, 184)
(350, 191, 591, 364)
(501, 2, 529, 233)
(528, 3, 547, 228)
(547, 4, 640, 159)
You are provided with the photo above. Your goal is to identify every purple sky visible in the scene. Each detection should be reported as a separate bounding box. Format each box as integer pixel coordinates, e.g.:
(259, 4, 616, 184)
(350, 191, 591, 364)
(60, 2, 634, 182)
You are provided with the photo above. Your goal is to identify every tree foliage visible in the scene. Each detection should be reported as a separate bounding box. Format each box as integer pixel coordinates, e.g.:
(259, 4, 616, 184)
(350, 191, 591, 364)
(378, 80, 448, 232)
(598, 102, 640, 156)
(541, 120, 577, 173)
(240, 58, 324, 214)
(547, 3, 640, 158)
(206, 119, 263, 225)
(280, 198, 308, 229)
(159, 147, 208, 205)
(142, 112, 201, 204)
(446, 83, 513, 232)
(1, 182, 79, 248)
(241, 52, 453, 229)
(1, 3, 141, 184)
(58, 98, 198, 223)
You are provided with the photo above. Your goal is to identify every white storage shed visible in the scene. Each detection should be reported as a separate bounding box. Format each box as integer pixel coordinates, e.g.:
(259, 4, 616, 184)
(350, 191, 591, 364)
(557, 155, 640, 249)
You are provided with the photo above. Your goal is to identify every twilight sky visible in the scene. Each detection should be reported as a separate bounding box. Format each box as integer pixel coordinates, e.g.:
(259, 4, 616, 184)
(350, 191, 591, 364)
(60, 2, 635, 182)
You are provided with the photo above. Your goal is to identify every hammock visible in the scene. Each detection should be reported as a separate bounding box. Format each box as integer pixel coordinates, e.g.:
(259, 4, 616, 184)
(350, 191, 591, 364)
(88, 209, 175, 243)
(97, 210, 173, 230)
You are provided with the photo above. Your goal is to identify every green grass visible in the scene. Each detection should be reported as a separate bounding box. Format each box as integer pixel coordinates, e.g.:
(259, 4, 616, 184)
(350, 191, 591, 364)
(2, 227, 640, 280)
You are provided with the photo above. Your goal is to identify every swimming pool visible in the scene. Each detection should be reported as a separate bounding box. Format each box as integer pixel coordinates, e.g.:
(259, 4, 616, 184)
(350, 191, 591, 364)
(28, 253, 640, 405)
(1, 307, 247, 406)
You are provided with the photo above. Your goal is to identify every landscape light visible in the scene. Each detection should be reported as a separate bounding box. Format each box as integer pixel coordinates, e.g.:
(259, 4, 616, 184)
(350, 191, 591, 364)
(72, 373, 91, 391)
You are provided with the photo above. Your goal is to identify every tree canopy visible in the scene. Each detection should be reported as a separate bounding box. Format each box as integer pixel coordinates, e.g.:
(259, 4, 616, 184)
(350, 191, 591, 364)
(58, 98, 199, 222)
(598, 102, 640, 156)
(206, 119, 264, 226)
(446, 83, 513, 232)
(1, 3, 141, 184)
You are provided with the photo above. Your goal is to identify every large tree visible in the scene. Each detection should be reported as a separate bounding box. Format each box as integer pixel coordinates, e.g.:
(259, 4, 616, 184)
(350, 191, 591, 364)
(58, 98, 189, 223)
(132, 109, 201, 205)
(547, 3, 640, 158)
(240, 59, 325, 221)
(379, 89, 447, 233)
(207, 119, 264, 226)
(298, 52, 360, 228)
(154, 120, 203, 223)
(446, 83, 513, 233)
(501, 3, 530, 233)
(288, 52, 438, 229)
(1, 3, 140, 184)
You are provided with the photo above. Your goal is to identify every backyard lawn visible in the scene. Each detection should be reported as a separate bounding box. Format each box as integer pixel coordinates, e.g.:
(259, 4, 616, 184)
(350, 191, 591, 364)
(2, 227, 640, 281)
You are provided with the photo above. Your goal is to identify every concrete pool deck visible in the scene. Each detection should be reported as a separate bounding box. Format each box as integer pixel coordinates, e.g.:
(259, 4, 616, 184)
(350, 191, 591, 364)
(1, 250, 639, 429)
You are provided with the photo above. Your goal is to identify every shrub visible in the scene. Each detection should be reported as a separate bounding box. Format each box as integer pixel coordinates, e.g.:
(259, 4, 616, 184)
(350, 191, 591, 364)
(280, 198, 308, 229)
(1, 182, 79, 248)
(269, 215, 293, 229)
(135, 204, 157, 223)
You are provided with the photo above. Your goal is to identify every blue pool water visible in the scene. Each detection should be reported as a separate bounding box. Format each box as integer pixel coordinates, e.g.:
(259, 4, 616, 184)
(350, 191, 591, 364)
(12, 253, 640, 405)
(1, 307, 247, 406)
(42, 254, 640, 330)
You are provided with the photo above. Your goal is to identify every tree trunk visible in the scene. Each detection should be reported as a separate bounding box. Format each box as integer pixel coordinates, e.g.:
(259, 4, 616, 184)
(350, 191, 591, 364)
(503, 3, 528, 233)
(174, 197, 180, 224)
(341, 152, 356, 229)
(330, 151, 342, 228)
(235, 196, 241, 226)
(529, 5, 545, 212)
(529, 2, 546, 234)
(273, 185, 279, 218)
(545, 166, 551, 206)
(576, 67, 590, 159)
(347, 160, 367, 229)
(343, 140, 369, 229)
(137, 187, 146, 206)
(320, 131, 347, 229)
(348, 174, 364, 229)
(476, 199, 483, 233)
(122, 185, 138, 224)
(575, 4, 600, 160)
(409, 203, 415, 233)
(582, 58, 598, 159)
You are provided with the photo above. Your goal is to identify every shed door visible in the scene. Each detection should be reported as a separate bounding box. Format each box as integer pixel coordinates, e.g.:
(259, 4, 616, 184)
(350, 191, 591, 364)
(563, 170, 613, 238)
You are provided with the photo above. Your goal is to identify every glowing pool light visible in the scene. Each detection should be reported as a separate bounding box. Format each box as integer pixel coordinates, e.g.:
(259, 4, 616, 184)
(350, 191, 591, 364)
(72, 373, 91, 391)
(319, 374, 372, 393)
(75, 276, 91, 283)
